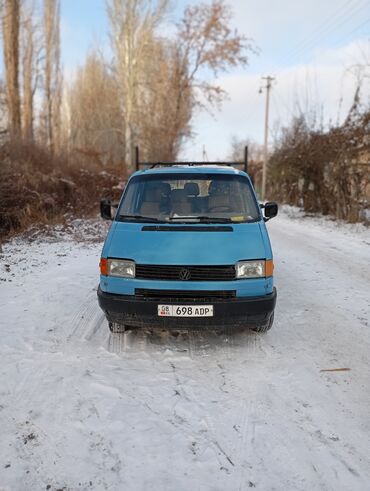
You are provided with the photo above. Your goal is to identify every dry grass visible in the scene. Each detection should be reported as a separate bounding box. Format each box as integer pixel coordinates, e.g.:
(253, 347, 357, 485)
(0, 141, 124, 240)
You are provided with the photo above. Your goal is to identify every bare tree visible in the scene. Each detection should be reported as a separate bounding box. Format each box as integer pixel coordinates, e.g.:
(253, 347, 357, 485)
(105, 0, 252, 168)
(0, 80, 8, 140)
(42, 0, 61, 152)
(2, 0, 21, 138)
(66, 50, 123, 164)
(175, 0, 254, 108)
(229, 136, 263, 161)
(138, 40, 193, 161)
(228, 136, 264, 189)
(106, 0, 170, 171)
(21, 0, 40, 141)
(269, 92, 370, 223)
(159, 0, 255, 158)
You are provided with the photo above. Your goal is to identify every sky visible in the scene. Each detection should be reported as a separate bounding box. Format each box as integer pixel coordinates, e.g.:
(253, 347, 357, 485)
(61, 0, 370, 159)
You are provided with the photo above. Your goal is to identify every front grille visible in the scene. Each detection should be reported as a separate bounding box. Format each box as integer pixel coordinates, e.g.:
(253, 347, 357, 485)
(135, 264, 236, 281)
(135, 289, 236, 300)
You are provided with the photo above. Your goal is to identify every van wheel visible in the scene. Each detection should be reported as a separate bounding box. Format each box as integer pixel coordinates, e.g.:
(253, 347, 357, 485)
(109, 322, 126, 334)
(252, 313, 274, 333)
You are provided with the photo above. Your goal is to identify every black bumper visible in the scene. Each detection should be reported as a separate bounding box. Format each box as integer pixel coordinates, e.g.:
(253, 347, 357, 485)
(97, 287, 277, 329)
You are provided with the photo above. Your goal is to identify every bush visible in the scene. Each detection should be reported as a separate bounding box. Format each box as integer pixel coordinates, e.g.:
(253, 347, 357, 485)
(268, 110, 370, 224)
(0, 141, 125, 239)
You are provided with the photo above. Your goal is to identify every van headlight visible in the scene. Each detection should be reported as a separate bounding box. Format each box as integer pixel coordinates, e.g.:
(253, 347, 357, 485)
(108, 259, 135, 278)
(236, 260, 265, 279)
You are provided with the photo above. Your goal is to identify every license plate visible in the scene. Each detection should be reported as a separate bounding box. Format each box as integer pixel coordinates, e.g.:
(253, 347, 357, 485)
(158, 305, 214, 317)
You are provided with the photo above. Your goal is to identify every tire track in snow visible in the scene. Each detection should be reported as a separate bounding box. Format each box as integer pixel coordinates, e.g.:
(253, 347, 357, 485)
(236, 400, 257, 491)
(67, 291, 106, 345)
(187, 328, 261, 359)
(107, 328, 152, 354)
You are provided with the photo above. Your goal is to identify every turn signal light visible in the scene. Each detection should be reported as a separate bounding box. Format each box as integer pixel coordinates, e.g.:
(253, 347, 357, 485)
(100, 258, 108, 276)
(265, 259, 274, 277)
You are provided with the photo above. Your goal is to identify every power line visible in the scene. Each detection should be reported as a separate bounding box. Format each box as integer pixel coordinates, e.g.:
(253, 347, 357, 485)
(273, 0, 370, 70)
(324, 17, 370, 52)
(289, 0, 359, 49)
(277, 0, 370, 67)
(272, 89, 295, 120)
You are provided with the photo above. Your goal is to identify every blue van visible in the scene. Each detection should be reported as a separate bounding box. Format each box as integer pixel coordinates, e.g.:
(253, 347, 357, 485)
(98, 161, 277, 333)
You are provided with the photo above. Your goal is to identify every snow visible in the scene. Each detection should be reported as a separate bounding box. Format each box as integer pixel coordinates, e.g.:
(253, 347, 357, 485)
(0, 210, 369, 491)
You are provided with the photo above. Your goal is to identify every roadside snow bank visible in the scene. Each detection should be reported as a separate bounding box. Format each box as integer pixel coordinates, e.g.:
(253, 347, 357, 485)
(280, 204, 369, 236)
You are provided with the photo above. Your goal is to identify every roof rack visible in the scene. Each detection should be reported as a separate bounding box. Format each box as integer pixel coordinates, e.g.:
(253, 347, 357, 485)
(134, 146, 249, 174)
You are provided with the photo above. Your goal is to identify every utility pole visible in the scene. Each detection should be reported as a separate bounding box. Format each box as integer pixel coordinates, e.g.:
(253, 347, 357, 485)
(261, 76, 275, 201)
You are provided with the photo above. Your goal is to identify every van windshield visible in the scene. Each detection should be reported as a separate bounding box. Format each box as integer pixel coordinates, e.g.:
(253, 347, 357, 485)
(117, 173, 260, 223)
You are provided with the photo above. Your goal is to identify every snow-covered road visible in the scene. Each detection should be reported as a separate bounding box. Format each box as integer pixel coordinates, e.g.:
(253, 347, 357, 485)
(1, 212, 369, 491)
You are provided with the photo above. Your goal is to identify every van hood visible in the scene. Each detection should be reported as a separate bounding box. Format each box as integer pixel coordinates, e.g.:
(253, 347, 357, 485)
(103, 221, 269, 264)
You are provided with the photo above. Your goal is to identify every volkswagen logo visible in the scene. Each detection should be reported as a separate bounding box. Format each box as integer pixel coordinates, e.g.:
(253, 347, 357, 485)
(179, 268, 191, 281)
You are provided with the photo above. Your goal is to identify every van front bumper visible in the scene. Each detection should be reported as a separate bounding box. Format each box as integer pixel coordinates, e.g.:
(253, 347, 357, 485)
(97, 286, 277, 330)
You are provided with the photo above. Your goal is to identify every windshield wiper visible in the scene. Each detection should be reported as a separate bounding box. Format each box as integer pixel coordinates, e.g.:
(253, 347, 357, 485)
(168, 216, 233, 223)
(118, 214, 165, 223)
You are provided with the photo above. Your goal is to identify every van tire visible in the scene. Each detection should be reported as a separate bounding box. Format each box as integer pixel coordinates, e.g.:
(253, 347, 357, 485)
(251, 313, 274, 333)
(109, 322, 126, 334)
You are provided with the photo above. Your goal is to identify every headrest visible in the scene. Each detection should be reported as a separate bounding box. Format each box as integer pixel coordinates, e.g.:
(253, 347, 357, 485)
(209, 180, 229, 195)
(145, 182, 171, 201)
(184, 182, 200, 197)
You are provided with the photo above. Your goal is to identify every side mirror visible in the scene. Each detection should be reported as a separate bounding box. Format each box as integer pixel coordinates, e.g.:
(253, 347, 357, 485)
(100, 198, 112, 220)
(262, 202, 278, 221)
